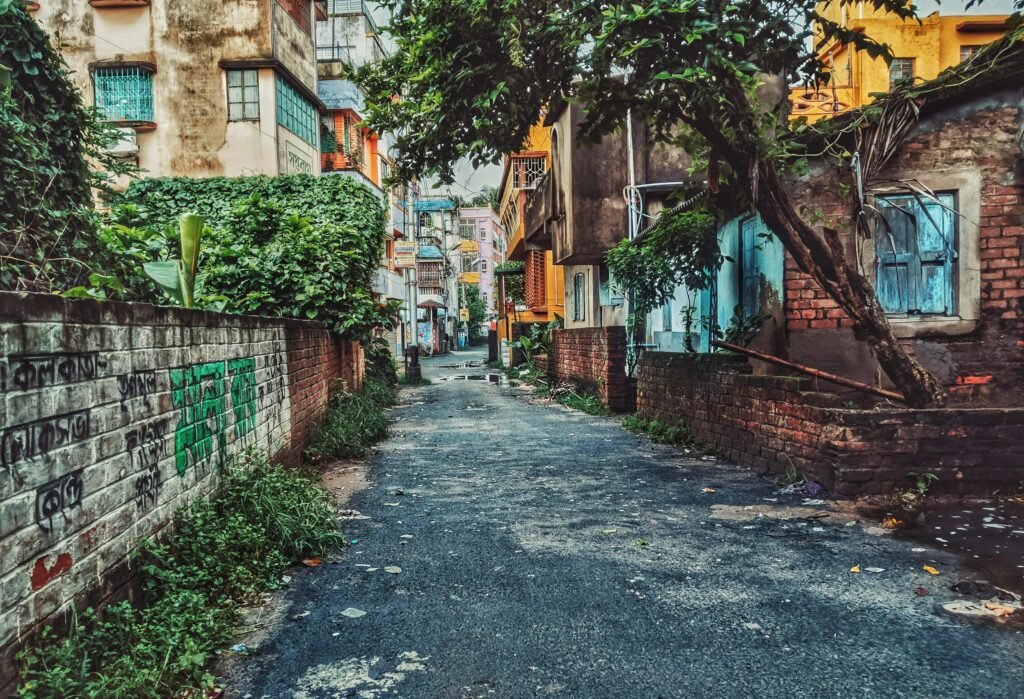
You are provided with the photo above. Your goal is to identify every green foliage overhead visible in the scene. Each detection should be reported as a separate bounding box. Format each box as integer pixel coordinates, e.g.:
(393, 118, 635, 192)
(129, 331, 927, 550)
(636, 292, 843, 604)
(605, 208, 718, 320)
(357, 0, 922, 185)
(105, 175, 389, 338)
(494, 260, 525, 310)
(0, 3, 132, 292)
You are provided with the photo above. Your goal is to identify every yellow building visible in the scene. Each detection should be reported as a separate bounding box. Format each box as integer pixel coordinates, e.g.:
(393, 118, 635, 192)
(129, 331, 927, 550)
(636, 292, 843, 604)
(791, 7, 1009, 120)
(495, 121, 564, 357)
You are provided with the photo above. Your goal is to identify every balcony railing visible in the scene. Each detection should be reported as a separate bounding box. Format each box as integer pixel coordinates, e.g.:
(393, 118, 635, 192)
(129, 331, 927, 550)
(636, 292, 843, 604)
(316, 44, 354, 62)
(789, 85, 855, 121)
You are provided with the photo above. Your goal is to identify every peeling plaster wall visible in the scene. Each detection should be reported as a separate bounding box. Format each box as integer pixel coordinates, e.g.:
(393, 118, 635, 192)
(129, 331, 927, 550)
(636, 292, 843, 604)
(32, 1, 314, 179)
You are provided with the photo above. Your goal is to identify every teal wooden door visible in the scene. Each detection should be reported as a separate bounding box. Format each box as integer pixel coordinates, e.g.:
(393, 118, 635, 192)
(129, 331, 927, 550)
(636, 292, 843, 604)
(740, 217, 760, 317)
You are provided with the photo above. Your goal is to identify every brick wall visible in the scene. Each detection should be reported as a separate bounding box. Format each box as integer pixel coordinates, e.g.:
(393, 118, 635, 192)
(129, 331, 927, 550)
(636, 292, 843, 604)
(781, 97, 1024, 402)
(547, 327, 634, 412)
(0, 292, 362, 685)
(637, 351, 1024, 496)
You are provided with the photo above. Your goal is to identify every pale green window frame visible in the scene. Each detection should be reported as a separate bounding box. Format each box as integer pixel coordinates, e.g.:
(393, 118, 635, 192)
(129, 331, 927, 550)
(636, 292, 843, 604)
(227, 69, 260, 121)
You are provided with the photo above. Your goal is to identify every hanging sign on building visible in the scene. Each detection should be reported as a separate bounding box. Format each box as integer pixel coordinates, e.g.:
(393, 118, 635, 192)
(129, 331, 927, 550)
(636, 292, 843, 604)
(395, 241, 417, 269)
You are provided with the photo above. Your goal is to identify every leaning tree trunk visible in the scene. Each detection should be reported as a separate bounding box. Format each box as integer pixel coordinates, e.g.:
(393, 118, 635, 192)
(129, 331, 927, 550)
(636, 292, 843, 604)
(752, 159, 944, 408)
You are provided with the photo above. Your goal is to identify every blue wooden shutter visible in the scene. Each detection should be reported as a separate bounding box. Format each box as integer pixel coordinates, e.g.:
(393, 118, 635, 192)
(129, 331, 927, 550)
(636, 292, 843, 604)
(915, 194, 955, 315)
(740, 217, 759, 317)
(876, 194, 955, 315)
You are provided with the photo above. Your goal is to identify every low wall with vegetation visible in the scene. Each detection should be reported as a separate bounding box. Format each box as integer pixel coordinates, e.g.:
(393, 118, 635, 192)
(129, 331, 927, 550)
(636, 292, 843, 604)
(636, 351, 1024, 495)
(547, 327, 634, 412)
(0, 292, 362, 684)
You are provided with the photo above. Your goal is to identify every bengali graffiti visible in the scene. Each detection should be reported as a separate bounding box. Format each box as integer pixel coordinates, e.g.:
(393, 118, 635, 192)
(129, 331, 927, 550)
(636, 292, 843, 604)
(1, 410, 91, 468)
(134, 464, 162, 510)
(117, 369, 158, 405)
(35, 469, 84, 531)
(228, 357, 257, 439)
(3, 352, 107, 392)
(124, 418, 169, 470)
(170, 361, 228, 476)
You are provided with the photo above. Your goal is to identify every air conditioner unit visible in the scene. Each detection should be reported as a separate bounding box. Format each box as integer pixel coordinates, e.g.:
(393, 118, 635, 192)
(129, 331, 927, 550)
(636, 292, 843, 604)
(105, 127, 139, 159)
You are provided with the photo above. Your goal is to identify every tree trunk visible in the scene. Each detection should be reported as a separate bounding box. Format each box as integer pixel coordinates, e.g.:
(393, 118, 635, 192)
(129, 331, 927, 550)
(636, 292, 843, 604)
(751, 159, 944, 408)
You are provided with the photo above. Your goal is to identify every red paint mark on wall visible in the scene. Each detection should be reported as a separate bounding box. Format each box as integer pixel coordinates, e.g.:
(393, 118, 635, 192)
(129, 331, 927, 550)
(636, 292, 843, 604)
(30, 553, 73, 591)
(954, 375, 993, 386)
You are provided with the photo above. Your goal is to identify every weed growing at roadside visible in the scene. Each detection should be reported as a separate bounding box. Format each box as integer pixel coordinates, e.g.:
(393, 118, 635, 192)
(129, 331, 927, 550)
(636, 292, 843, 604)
(556, 392, 609, 416)
(17, 455, 342, 698)
(621, 415, 697, 445)
(305, 374, 396, 461)
(398, 373, 431, 386)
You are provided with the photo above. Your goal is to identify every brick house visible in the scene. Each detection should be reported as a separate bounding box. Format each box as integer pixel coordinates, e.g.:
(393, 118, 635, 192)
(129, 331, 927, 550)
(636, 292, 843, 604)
(636, 49, 1024, 494)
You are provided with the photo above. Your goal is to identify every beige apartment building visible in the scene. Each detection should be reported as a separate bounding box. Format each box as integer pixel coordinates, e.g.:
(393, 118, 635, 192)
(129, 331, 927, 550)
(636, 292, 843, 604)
(30, 0, 325, 177)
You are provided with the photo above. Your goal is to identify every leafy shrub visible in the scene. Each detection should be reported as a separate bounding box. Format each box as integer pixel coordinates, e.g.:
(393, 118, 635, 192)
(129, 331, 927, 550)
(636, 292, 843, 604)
(0, 4, 132, 292)
(17, 455, 342, 697)
(91, 175, 391, 338)
(556, 392, 610, 416)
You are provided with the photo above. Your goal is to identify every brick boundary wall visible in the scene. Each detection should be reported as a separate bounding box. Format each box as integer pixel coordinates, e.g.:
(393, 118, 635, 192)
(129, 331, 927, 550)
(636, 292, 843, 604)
(548, 327, 634, 412)
(636, 351, 1024, 496)
(0, 292, 363, 687)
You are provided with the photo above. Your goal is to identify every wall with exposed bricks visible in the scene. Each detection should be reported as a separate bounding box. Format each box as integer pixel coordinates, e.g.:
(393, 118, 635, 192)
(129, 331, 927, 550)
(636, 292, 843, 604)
(0, 292, 362, 685)
(547, 327, 634, 412)
(636, 351, 1024, 496)
(781, 91, 1024, 404)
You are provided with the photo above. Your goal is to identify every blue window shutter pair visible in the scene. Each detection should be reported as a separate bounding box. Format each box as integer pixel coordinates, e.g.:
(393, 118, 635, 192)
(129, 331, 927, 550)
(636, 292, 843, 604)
(875, 193, 956, 316)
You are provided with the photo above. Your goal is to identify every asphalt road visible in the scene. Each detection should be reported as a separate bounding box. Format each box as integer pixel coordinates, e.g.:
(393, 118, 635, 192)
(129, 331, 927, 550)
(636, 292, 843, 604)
(228, 348, 1024, 699)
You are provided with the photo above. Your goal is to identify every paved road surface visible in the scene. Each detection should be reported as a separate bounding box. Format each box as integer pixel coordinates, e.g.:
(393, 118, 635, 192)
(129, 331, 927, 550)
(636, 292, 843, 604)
(228, 348, 1024, 698)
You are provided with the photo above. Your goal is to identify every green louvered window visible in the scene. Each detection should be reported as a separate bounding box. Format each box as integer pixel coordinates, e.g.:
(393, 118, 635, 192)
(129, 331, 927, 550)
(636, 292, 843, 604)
(275, 76, 317, 146)
(93, 67, 154, 122)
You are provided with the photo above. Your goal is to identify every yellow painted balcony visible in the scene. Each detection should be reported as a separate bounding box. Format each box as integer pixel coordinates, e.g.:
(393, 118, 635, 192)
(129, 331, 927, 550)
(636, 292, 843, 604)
(789, 85, 856, 122)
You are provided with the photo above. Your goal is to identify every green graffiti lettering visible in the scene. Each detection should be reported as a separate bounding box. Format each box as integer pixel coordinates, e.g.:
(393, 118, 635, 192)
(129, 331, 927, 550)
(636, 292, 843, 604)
(170, 361, 227, 476)
(228, 357, 258, 439)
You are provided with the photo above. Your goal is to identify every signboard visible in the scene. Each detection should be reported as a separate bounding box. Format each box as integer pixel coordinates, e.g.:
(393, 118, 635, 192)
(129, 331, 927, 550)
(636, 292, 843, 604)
(459, 308, 470, 321)
(395, 241, 417, 269)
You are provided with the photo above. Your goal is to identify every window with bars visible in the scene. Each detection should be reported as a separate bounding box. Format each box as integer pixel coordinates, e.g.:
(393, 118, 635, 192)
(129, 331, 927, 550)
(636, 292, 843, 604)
(417, 262, 442, 287)
(959, 45, 983, 62)
(275, 76, 317, 146)
(93, 66, 154, 123)
(227, 69, 259, 121)
(461, 256, 479, 273)
(572, 272, 586, 322)
(458, 221, 476, 240)
(512, 156, 547, 189)
(888, 58, 915, 87)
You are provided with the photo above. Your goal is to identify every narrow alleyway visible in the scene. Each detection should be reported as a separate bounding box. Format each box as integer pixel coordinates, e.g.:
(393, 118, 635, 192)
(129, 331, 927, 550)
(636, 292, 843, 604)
(228, 349, 1024, 699)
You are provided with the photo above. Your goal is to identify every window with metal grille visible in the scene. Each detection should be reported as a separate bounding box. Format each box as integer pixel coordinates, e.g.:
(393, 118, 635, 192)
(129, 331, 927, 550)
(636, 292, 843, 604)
(874, 192, 957, 316)
(418, 262, 442, 287)
(275, 76, 317, 146)
(458, 221, 475, 240)
(512, 156, 547, 189)
(93, 67, 154, 123)
(572, 272, 586, 322)
(461, 256, 479, 273)
(226, 69, 259, 121)
(959, 45, 983, 62)
(888, 58, 915, 87)
(277, 0, 312, 36)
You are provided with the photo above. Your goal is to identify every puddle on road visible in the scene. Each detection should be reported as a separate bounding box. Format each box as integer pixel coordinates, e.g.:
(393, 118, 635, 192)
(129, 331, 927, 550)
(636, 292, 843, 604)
(438, 373, 506, 385)
(865, 500, 1024, 594)
(437, 361, 483, 369)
